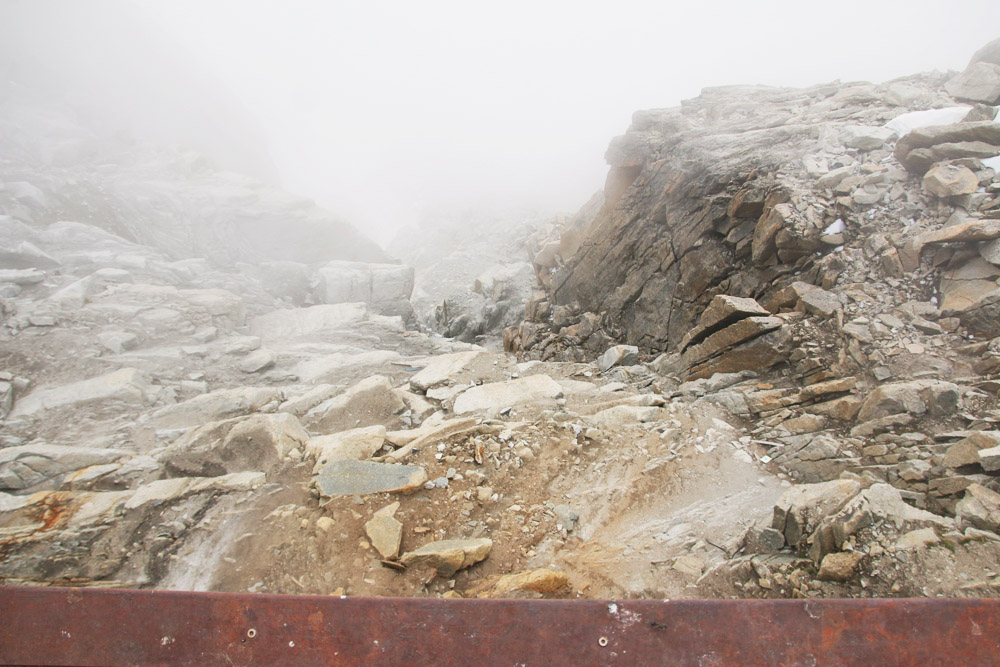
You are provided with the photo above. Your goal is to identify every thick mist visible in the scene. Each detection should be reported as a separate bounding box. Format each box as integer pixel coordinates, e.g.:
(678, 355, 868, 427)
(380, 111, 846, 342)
(6, 0, 1000, 246)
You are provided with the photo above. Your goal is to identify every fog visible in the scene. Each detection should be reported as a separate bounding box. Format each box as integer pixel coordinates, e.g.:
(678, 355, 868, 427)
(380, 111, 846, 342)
(6, 0, 1000, 245)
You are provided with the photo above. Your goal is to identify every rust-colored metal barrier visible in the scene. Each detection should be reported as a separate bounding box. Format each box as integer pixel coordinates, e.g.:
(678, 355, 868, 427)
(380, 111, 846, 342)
(1, 586, 998, 665)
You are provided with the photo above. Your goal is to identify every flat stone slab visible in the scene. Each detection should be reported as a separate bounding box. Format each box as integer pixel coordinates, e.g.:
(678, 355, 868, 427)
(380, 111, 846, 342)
(453, 374, 563, 415)
(410, 351, 483, 392)
(315, 460, 427, 496)
(365, 502, 403, 560)
(681, 316, 784, 367)
(10, 368, 148, 418)
(685, 295, 770, 349)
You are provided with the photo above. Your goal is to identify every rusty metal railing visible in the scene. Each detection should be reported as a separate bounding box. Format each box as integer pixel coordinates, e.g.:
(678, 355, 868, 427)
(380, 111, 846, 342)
(1, 586, 998, 665)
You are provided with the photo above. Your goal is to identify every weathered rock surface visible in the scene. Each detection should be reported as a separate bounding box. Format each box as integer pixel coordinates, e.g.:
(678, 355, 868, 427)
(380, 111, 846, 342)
(10, 368, 148, 418)
(399, 538, 493, 577)
(159, 413, 309, 477)
(314, 261, 415, 321)
(307, 425, 387, 472)
(469, 568, 569, 598)
(364, 502, 403, 560)
(4, 26, 1000, 606)
(772, 479, 861, 548)
(452, 374, 563, 414)
(598, 345, 639, 372)
(856, 380, 960, 422)
(0, 444, 127, 490)
(314, 460, 427, 496)
(306, 375, 406, 432)
(957, 484, 1000, 533)
(409, 351, 485, 393)
(922, 164, 980, 197)
(945, 62, 1000, 104)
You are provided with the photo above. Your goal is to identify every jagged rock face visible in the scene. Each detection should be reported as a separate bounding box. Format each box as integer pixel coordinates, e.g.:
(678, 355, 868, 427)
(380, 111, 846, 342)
(509, 72, 1000, 361)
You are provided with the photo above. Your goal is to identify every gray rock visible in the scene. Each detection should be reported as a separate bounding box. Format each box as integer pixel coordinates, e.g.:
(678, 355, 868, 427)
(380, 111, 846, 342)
(981, 238, 1000, 267)
(957, 483, 1000, 533)
(772, 479, 861, 549)
(945, 62, 1000, 104)
(598, 345, 639, 372)
(743, 525, 785, 553)
(0, 381, 12, 420)
(250, 303, 374, 342)
(306, 375, 406, 432)
(125, 471, 265, 510)
(898, 459, 932, 482)
(452, 374, 563, 415)
(159, 412, 309, 477)
(0, 268, 46, 285)
(146, 386, 281, 429)
(840, 125, 897, 151)
(553, 504, 580, 531)
(857, 380, 960, 422)
(314, 460, 427, 496)
(409, 351, 485, 393)
(944, 432, 1000, 469)
(0, 444, 127, 490)
(97, 331, 139, 354)
(978, 445, 1000, 472)
(799, 287, 841, 318)
(314, 261, 414, 320)
(240, 348, 277, 373)
(676, 370, 756, 398)
(10, 368, 148, 418)
(895, 121, 1000, 173)
(922, 164, 980, 197)
(307, 425, 387, 472)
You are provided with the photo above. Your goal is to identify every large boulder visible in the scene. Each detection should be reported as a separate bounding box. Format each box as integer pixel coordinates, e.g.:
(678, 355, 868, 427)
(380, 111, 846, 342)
(305, 375, 406, 433)
(145, 387, 282, 429)
(945, 61, 1000, 104)
(808, 484, 951, 563)
(856, 380, 960, 422)
(956, 483, 1000, 533)
(306, 425, 387, 473)
(894, 121, 1000, 173)
(314, 261, 415, 321)
(10, 368, 148, 418)
(0, 444, 128, 490)
(772, 479, 861, 549)
(452, 375, 563, 415)
(410, 351, 487, 393)
(158, 413, 309, 478)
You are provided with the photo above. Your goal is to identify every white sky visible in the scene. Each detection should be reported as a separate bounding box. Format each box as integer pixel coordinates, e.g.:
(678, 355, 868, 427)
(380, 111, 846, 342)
(136, 0, 1000, 245)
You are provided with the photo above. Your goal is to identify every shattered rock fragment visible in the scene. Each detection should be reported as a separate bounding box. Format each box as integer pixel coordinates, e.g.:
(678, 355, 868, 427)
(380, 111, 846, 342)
(817, 551, 864, 582)
(399, 538, 492, 577)
(365, 502, 403, 560)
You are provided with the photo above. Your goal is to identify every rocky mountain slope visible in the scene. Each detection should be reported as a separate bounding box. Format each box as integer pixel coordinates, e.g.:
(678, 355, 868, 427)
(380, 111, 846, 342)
(3, 38, 1000, 602)
(388, 210, 548, 345)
